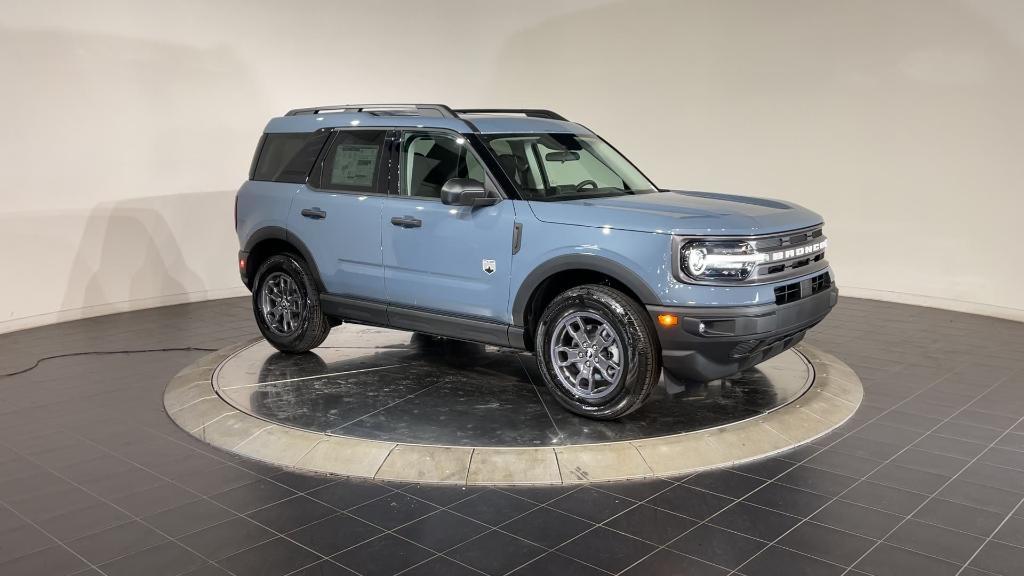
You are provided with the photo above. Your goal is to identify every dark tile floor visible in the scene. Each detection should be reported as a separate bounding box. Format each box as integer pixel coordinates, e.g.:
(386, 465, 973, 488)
(0, 296, 1023, 575)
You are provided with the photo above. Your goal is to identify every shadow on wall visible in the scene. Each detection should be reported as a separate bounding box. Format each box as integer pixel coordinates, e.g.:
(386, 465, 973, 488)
(60, 191, 234, 315)
(0, 190, 244, 333)
(0, 24, 268, 330)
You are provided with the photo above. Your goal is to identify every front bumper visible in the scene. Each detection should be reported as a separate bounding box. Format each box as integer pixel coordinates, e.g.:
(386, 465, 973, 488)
(648, 284, 838, 383)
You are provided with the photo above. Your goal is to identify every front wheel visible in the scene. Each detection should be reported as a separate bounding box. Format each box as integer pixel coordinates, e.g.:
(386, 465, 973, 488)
(252, 254, 330, 353)
(535, 284, 661, 420)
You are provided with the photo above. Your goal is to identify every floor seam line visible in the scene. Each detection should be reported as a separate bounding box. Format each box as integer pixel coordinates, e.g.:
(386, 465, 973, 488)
(739, 369, 1023, 576)
(373, 444, 399, 479)
(232, 424, 273, 450)
(955, 495, 1024, 575)
(327, 378, 449, 433)
(0, 500, 112, 576)
(190, 410, 238, 435)
(220, 362, 410, 389)
(167, 395, 216, 414)
(619, 357, 1009, 575)
(517, 353, 564, 440)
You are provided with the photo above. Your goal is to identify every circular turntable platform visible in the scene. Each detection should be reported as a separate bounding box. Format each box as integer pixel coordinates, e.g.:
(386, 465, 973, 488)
(214, 327, 813, 447)
(165, 325, 863, 485)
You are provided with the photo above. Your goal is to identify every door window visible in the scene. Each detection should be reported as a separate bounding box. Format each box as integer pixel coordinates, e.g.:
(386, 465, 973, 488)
(321, 130, 387, 192)
(399, 132, 484, 199)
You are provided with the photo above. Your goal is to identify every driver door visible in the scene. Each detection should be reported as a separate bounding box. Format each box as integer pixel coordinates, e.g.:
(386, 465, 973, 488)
(382, 130, 517, 345)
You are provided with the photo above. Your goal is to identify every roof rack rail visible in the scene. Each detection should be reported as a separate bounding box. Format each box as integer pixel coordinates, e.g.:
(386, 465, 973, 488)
(284, 104, 459, 118)
(454, 108, 568, 122)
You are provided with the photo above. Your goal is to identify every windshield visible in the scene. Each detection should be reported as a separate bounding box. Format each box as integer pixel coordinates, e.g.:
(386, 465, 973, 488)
(483, 133, 658, 201)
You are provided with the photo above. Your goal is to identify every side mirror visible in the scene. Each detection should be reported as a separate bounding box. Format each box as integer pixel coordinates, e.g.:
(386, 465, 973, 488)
(441, 178, 498, 207)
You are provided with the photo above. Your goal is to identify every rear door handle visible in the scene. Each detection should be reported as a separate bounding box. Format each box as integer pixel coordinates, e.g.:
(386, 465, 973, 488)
(301, 207, 327, 220)
(390, 216, 422, 229)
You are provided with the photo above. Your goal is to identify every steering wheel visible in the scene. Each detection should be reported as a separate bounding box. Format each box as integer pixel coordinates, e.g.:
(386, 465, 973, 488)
(575, 180, 599, 192)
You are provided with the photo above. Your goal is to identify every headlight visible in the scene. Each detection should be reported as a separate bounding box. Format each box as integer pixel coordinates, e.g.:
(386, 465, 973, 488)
(680, 240, 767, 281)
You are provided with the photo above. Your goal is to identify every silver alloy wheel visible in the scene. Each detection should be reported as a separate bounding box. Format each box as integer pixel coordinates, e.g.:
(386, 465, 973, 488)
(259, 272, 305, 336)
(549, 311, 623, 400)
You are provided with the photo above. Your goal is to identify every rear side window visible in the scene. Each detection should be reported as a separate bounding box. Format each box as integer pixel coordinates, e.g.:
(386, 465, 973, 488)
(321, 130, 387, 192)
(252, 132, 329, 183)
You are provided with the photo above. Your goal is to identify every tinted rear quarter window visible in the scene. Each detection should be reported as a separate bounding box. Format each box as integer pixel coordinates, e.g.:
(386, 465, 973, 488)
(252, 132, 329, 183)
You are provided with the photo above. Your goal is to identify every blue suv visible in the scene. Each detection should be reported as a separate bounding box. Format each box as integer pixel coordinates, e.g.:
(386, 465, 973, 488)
(235, 104, 837, 419)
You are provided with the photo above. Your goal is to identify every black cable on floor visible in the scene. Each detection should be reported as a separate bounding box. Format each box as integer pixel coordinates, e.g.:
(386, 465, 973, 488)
(0, 347, 219, 378)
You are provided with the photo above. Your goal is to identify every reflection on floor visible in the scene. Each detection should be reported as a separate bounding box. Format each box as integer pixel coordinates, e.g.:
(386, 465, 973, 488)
(214, 327, 811, 447)
(0, 297, 1023, 576)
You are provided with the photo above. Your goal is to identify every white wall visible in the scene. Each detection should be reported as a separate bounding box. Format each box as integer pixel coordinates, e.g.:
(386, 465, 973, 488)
(1, 0, 1022, 334)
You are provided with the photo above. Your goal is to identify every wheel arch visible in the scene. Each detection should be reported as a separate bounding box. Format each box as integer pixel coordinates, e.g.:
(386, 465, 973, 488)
(512, 254, 660, 351)
(243, 227, 325, 292)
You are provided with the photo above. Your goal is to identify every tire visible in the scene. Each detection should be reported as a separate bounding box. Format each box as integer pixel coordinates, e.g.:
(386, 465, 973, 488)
(534, 284, 661, 420)
(252, 253, 330, 353)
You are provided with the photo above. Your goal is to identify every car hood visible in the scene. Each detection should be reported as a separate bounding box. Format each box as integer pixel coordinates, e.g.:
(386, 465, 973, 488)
(526, 190, 824, 236)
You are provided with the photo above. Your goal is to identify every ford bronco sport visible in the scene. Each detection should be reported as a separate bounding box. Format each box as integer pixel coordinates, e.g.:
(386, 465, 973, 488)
(235, 104, 837, 419)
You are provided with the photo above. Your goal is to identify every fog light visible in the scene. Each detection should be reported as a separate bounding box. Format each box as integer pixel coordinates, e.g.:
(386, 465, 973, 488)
(658, 314, 678, 328)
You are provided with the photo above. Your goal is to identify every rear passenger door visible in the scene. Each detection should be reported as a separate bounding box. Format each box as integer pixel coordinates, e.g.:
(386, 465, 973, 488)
(382, 130, 517, 345)
(288, 129, 390, 319)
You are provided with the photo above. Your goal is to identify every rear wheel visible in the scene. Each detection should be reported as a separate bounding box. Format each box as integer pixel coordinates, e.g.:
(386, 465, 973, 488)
(535, 284, 661, 419)
(252, 254, 330, 353)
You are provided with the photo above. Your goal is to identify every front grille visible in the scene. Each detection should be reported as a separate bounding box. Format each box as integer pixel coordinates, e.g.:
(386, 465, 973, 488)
(750, 227, 828, 282)
(774, 282, 802, 305)
(774, 271, 831, 305)
(752, 227, 824, 250)
(811, 272, 832, 294)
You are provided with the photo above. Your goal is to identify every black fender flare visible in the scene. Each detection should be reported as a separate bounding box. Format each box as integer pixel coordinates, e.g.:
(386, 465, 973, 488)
(510, 253, 660, 327)
(243, 226, 326, 292)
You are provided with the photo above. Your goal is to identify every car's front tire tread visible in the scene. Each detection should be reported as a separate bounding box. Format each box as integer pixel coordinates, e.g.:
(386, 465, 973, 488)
(535, 284, 661, 420)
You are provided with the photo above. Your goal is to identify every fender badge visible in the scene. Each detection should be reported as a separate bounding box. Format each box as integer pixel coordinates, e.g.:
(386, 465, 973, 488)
(482, 259, 496, 274)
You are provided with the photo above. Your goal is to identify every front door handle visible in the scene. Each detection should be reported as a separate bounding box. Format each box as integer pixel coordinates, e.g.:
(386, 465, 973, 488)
(390, 216, 422, 229)
(301, 207, 327, 220)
